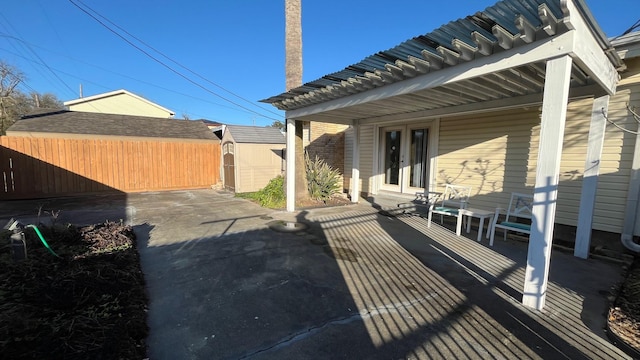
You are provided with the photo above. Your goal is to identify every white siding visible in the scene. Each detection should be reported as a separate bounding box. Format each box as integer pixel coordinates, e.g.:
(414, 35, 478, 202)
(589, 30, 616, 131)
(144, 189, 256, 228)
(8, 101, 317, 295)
(434, 84, 638, 234)
(338, 59, 640, 236)
(359, 125, 375, 193)
(437, 109, 540, 211)
(344, 127, 353, 191)
(592, 87, 638, 233)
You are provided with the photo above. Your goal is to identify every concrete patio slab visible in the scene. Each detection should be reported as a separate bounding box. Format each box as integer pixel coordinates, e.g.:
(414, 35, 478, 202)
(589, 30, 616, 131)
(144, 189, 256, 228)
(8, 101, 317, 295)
(0, 189, 630, 359)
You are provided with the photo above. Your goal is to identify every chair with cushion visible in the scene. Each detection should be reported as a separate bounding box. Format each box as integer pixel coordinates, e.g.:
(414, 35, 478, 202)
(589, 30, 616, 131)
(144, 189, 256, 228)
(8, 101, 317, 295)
(427, 184, 471, 234)
(489, 192, 533, 246)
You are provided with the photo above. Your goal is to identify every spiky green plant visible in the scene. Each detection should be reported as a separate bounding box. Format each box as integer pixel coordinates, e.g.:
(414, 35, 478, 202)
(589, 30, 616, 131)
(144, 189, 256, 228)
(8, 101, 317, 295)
(305, 153, 341, 202)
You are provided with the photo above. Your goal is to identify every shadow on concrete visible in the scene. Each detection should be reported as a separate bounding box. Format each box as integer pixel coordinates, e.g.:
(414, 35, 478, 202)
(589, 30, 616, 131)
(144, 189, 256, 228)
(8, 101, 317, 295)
(134, 209, 377, 359)
(0, 189, 628, 359)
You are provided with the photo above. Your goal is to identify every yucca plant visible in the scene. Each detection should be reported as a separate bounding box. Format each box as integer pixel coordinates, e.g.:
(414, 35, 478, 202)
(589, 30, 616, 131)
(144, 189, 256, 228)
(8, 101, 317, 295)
(305, 153, 341, 202)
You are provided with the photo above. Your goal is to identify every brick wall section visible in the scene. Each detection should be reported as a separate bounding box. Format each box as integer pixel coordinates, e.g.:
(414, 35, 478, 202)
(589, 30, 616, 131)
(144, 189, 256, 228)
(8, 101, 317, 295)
(306, 122, 349, 191)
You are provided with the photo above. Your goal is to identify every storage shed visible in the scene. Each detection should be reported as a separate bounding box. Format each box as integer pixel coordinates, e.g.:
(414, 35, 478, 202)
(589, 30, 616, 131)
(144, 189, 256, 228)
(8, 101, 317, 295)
(221, 125, 285, 193)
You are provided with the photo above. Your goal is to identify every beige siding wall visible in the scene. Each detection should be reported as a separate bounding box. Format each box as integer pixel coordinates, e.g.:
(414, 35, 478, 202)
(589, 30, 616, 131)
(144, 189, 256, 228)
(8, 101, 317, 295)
(68, 94, 173, 118)
(344, 127, 353, 191)
(597, 89, 639, 233)
(342, 58, 640, 236)
(553, 92, 637, 233)
(437, 109, 540, 212)
(235, 143, 285, 193)
(435, 80, 639, 234)
(359, 125, 375, 193)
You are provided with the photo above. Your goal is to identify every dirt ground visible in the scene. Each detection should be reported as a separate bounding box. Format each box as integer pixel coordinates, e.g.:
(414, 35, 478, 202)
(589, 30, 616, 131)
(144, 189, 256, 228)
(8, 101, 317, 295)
(608, 256, 640, 356)
(0, 222, 147, 360)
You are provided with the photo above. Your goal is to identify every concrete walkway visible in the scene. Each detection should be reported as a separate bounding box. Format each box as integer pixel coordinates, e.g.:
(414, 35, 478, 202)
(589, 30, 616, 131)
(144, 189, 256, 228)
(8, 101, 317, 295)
(0, 189, 630, 359)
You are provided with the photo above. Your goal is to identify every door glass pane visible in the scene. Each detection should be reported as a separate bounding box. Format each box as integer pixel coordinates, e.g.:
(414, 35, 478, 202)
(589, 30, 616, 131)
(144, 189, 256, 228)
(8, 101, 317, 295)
(409, 129, 428, 188)
(384, 130, 401, 185)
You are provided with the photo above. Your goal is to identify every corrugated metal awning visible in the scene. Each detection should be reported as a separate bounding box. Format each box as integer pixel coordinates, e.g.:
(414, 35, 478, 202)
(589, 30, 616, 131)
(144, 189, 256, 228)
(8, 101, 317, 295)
(261, 0, 622, 124)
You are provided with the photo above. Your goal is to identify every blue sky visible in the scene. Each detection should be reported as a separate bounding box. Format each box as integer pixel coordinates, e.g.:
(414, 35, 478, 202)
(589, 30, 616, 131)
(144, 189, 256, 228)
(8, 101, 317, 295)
(0, 0, 637, 126)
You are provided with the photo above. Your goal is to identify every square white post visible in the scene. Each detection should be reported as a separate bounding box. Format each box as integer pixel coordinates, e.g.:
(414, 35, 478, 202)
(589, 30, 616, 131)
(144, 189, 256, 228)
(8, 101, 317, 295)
(523, 55, 572, 310)
(351, 121, 360, 203)
(286, 118, 296, 212)
(574, 95, 609, 258)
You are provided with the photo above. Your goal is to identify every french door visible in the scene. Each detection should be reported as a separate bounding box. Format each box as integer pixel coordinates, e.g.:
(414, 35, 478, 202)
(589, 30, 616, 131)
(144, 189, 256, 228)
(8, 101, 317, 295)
(379, 125, 430, 194)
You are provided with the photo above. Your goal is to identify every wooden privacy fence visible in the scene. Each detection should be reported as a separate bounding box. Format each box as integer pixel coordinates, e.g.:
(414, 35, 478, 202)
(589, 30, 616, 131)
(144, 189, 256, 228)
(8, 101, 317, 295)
(0, 136, 221, 200)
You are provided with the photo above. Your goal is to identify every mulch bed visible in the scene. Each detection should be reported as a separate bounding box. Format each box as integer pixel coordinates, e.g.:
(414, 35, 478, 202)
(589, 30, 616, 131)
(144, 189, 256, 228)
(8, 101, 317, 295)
(608, 256, 640, 357)
(0, 221, 148, 359)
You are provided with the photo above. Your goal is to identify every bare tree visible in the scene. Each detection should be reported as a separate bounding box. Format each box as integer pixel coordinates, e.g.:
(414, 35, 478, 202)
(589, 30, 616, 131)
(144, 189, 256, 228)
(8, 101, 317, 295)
(285, 0, 309, 203)
(35, 92, 64, 109)
(0, 61, 25, 134)
(0, 62, 65, 134)
(268, 119, 285, 130)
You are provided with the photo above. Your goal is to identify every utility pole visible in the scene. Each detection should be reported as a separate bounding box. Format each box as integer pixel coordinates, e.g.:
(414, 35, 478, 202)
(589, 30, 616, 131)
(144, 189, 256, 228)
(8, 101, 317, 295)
(285, 0, 308, 206)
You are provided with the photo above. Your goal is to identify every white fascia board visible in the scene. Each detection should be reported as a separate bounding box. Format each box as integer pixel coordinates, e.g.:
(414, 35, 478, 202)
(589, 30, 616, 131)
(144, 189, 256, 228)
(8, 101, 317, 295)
(355, 83, 600, 125)
(563, 0, 619, 95)
(63, 89, 126, 105)
(286, 32, 576, 120)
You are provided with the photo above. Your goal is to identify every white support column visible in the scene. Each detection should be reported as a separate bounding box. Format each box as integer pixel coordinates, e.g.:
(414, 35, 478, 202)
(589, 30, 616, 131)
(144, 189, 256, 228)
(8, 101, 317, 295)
(523, 55, 572, 310)
(286, 118, 295, 212)
(622, 124, 640, 250)
(351, 121, 360, 203)
(574, 95, 609, 259)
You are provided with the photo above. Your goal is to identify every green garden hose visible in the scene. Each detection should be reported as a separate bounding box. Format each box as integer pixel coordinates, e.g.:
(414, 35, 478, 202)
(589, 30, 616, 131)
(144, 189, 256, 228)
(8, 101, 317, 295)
(26, 224, 60, 258)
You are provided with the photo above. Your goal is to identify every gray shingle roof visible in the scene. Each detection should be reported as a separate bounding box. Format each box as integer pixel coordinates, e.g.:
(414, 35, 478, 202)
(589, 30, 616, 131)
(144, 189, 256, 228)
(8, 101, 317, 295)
(226, 125, 285, 144)
(8, 110, 217, 140)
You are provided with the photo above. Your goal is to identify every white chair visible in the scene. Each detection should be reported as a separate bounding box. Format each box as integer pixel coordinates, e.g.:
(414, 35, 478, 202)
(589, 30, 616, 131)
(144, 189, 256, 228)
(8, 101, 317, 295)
(397, 191, 442, 215)
(489, 192, 533, 246)
(427, 184, 471, 234)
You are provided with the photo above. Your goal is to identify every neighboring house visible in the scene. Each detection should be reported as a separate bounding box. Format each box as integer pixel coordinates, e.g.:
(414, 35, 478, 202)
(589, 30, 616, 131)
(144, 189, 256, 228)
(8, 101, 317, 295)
(262, 0, 638, 310)
(64, 89, 175, 118)
(221, 125, 285, 193)
(198, 119, 223, 130)
(7, 110, 215, 141)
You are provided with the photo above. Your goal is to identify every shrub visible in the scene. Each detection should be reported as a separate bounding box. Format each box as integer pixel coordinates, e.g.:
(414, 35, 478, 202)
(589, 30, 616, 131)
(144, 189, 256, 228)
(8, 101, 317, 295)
(237, 175, 285, 208)
(305, 153, 341, 202)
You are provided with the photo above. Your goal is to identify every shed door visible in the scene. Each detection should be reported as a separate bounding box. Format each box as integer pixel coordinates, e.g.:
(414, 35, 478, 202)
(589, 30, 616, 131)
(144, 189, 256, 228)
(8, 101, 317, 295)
(223, 141, 235, 191)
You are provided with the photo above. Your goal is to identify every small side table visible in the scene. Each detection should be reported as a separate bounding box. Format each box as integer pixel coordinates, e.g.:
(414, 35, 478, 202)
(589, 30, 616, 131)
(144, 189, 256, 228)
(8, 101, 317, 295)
(457, 208, 495, 243)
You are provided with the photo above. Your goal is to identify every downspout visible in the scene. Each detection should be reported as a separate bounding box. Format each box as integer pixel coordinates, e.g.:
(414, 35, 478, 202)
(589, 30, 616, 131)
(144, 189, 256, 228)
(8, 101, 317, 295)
(621, 123, 640, 252)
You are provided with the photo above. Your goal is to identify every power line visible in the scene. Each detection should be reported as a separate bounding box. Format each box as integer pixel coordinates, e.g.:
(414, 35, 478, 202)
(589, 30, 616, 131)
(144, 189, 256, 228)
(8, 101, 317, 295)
(621, 18, 640, 36)
(0, 45, 272, 117)
(67, 0, 282, 122)
(72, 0, 282, 119)
(0, 13, 77, 98)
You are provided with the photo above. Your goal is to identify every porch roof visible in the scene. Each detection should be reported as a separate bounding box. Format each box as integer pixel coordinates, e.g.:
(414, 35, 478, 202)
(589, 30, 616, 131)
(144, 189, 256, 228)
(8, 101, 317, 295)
(261, 0, 623, 124)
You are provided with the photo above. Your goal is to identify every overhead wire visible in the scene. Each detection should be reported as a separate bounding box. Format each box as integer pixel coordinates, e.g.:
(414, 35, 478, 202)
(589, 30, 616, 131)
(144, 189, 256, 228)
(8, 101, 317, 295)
(67, 0, 283, 122)
(71, 0, 282, 119)
(0, 13, 77, 99)
(0, 24, 63, 96)
(0, 45, 266, 117)
(610, 17, 640, 42)
(621, 18, 640, 36)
